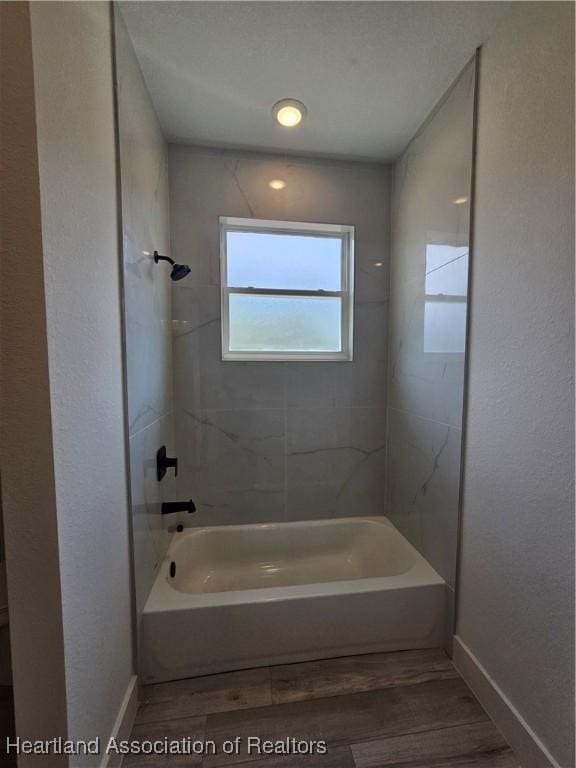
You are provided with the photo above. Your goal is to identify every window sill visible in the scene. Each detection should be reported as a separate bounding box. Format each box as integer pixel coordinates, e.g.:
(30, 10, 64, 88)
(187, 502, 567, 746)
(221, 351, 354, 362)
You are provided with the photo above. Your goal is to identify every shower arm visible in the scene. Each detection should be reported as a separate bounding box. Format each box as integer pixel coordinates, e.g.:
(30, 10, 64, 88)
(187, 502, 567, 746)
(153, 251, 175, 266)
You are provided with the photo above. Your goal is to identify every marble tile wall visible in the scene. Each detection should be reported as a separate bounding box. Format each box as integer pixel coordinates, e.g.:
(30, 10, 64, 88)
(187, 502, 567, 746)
(169, 147, 391, 525)
(385, 59, 476, 589)
(115, 11, 175, 617)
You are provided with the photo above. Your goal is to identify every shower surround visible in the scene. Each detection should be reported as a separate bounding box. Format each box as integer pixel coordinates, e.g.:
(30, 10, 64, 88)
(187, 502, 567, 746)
(386, 60, 476, 591)
(115, 11, 175, 618)
(169, 148, 391, 526)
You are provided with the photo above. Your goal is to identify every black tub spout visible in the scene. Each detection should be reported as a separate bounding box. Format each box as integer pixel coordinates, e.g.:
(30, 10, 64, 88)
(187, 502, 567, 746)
(161, 499, 196, 515)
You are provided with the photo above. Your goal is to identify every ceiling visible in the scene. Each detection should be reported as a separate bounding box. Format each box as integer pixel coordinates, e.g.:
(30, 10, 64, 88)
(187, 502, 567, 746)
(120, 1, 512, 163)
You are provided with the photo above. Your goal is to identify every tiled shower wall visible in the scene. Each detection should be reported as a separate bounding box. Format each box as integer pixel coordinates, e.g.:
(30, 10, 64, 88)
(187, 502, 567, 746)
(385, 60, 476, 590)
(116, 11, 175, 616)
(169, 147, 391, 525)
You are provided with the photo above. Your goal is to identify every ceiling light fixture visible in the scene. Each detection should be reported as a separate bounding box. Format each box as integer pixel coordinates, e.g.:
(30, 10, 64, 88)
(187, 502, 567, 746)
(273, 98, 307, 128)
(269, 179, 286, 190)
(453, 196, 469, 205)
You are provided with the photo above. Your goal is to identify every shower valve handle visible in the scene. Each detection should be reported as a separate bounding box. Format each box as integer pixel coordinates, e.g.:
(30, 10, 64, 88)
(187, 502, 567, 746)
(156, 445, 178, 482)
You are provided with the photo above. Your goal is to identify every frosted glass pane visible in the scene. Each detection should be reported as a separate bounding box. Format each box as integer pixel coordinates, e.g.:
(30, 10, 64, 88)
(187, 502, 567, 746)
(424, 300, 467, 354)
(227, 231, 342, 290)
(229, 294, 342, 352)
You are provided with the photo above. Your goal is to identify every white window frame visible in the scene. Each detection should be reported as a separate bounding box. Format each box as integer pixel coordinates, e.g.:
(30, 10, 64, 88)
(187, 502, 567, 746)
(220, 216, 355, 362)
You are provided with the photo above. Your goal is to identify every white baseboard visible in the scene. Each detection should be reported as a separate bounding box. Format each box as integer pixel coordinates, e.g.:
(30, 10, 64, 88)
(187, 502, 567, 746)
(453, 636, 563, 768)
(101, 675, 139, 768)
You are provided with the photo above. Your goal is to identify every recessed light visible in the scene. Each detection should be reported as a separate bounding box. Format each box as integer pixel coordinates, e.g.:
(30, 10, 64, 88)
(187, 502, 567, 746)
(273, 99, 307, 128)
(453, 196, 469, 205)
(374, 262, 384, 268)
(269, 179, 286, 190)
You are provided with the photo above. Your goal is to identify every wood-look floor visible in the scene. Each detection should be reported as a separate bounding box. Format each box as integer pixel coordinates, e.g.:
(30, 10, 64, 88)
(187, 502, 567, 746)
(125, 650, 518, 768)
(0, 685, 16, 767)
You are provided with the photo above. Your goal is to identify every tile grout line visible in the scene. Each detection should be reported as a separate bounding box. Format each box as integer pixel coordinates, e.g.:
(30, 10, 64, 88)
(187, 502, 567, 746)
(388, 405, 462, 432)
(182, 405, 389, 415)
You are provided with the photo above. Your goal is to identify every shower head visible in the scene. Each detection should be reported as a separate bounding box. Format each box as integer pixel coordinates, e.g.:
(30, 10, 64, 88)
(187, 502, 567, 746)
(153, 251, 191, 282)
(170, 263, 191, 281)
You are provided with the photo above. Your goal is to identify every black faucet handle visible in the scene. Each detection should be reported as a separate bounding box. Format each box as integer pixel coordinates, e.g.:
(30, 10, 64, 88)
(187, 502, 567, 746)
(156, 445, 178, 481)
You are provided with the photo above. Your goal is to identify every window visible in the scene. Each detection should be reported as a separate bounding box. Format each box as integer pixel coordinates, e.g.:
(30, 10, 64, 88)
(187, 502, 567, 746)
(424, 242, 468, 354)
(220, 217, 354, 361)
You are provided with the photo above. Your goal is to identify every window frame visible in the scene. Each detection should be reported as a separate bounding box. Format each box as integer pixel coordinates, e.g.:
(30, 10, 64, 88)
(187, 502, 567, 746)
(219, 216, 355, 362)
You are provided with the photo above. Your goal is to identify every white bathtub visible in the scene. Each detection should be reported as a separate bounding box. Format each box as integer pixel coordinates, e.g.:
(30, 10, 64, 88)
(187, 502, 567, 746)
(141, 516, 446, 683)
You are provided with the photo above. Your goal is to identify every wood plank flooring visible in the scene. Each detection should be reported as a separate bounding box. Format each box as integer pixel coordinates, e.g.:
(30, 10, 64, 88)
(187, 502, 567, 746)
(124, 650, 517, 768)
(0, 685, 16, 767)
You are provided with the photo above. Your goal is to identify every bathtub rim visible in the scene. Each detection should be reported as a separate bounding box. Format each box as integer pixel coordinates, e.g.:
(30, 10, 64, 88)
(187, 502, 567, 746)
(144, 515, 445, 613)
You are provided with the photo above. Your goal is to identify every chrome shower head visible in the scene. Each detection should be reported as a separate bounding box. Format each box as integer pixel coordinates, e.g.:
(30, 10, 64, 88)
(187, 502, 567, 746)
(153, 251, 191, 282)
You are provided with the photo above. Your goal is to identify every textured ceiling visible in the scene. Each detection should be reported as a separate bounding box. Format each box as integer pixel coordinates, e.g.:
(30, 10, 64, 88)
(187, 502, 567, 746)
(120, 1, 512, 162)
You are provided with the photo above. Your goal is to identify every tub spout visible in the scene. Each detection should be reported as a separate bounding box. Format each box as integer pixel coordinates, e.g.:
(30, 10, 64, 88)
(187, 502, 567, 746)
(161, 499, 196, 515)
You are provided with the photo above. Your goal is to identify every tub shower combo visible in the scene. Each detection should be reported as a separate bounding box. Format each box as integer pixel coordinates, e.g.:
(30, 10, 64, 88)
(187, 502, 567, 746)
(115, 5, 475, 686)
(145, 446, 445, 682)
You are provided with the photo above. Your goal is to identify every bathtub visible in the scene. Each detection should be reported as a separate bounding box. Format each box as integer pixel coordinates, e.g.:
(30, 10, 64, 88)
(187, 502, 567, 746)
(141, 516, 446, 683)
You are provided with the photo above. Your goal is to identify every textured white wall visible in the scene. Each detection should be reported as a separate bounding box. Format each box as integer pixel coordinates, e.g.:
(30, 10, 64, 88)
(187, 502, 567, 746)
(0, 3, 68, 758)
(457, 4, 574, 767)
(30, 1, 134, 759)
